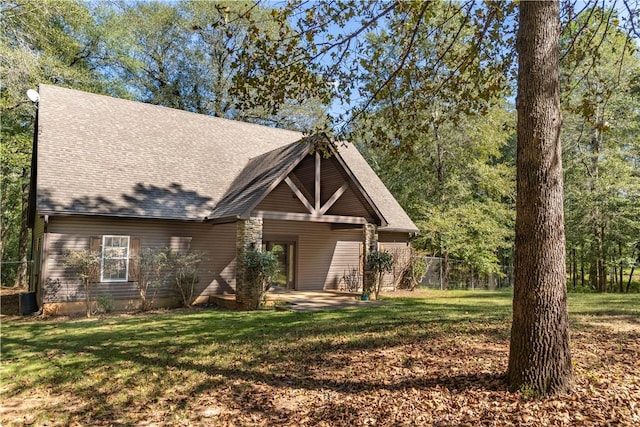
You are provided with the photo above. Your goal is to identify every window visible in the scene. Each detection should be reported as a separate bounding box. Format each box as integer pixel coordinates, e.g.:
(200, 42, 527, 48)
(101, 235, 130, 282)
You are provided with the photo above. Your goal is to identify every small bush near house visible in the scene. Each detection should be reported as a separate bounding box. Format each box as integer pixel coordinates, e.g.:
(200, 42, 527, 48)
(340, 266, 362, 292)
(243, 249, 279, 307)
(400, 254, 428, 291)
(95, 293, 114, 314)
(62, 249, 101, 317)
(366, 250, 394, 299)
(171, 251, 204, 307)
(136, 248, 174, 311)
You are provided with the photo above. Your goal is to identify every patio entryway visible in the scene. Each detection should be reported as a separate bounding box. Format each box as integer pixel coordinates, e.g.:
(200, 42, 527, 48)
(267, 287, 390, 311)
(210, 288, 390, 312)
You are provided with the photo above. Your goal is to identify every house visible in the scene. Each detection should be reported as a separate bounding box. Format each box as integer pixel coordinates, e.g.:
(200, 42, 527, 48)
(28, 84, 418, 314)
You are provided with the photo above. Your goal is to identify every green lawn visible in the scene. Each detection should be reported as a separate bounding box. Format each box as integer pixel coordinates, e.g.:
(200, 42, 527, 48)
(1, 290, 639, 426)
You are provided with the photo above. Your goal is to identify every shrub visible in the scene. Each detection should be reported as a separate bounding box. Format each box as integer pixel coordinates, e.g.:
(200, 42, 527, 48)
(366, 250, 394, 299)
(171, 251, 203, 307)
(136, 247, 173, 311)
(399, 255, 427, 291)
(96, 293, 114, 314)
(340, 266, 362, 292)
(62, 249, 101, 317)
(243, 249, 279, 308)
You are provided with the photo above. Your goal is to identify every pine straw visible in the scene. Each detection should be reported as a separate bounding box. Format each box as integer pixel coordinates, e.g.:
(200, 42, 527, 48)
(1, 292, 638, 426)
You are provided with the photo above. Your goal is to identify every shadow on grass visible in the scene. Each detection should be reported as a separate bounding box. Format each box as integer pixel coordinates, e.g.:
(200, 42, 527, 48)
(1, 298, 514, 422)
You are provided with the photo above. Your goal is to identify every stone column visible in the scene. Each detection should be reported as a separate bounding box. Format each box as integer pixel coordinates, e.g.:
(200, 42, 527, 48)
(235, 217, 263, 309)
(362, 223, 378, 295)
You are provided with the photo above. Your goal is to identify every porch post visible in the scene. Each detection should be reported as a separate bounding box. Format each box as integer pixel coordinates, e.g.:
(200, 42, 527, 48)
(362, 223, 378, 294)
(235, 217, 263, 309)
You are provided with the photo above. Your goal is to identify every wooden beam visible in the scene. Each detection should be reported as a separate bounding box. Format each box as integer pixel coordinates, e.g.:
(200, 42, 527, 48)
(315, 151, 321, 212)
(288, 173, 314, 204)
(284, 176, 315, 214)
(319, 182, 349, 215)
(253, 210, 368, 225)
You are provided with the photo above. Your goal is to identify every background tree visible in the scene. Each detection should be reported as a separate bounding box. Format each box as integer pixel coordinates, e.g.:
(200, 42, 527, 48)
(1, 0, 108, 287)
(561, 7, 640, 292)
(97, 0, 330, 131)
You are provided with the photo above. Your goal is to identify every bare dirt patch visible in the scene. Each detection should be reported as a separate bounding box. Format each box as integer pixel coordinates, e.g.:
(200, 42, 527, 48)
(1, 286, 26, 318)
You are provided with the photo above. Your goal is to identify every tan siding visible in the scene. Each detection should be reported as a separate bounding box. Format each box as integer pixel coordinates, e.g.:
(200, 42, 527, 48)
(291, 155, 316, 200)
(256, 181, 310, 213)
(325, 186, 375, 220)
(378, 232, 411, 287)
(319, 156, 346, 203)
(289, 154, 376, 221)
(43, 216, 236, 303)
(264, 220, 362, 290)
(379, 231, 411, 243)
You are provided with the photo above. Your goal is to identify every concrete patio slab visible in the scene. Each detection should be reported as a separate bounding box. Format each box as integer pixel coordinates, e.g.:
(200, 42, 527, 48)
(209, 288, 392, 311)
(266, 288, 391, 312)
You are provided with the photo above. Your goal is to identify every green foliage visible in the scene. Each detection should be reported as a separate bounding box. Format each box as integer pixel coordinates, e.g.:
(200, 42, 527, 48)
(97, 0, 330, 132)
(1, 0, 110, 287)
(136, 247, 174, 311)
(561, 7, 640, 292)
(62, 248, 101, 317)
(95, 293, 114, 314)
(243, 249, 279, 305)
(366, 250, 393, 299)
(399, 255, 427, 291)
(171, 251, 204, 308)
(356, 104, 516, 279)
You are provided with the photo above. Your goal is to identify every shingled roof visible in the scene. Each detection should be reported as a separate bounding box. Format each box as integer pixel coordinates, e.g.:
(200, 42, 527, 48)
(34, 84, 418, 233)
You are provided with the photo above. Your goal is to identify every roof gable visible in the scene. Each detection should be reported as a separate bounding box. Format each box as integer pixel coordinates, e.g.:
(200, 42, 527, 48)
(34, 85, 418, 232)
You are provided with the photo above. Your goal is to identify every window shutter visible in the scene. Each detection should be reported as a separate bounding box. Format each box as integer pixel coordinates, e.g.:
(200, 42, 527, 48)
(89, 236, 102, 283)
(129, 237, 141, 282)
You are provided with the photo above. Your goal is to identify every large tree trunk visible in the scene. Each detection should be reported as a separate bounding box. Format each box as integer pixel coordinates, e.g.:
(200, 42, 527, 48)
(508, 0, 573, 395)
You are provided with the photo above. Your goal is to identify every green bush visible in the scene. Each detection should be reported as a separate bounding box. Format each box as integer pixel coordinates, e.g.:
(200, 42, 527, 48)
(171, 251, 203, 307)
(95, 293, 114, 314)
(62, 248, 101, 317)
(243, 249, 279, 307)
(366, 250, 394, 299)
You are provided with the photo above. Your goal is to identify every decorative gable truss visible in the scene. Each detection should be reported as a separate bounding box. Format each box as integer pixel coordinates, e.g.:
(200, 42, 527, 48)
(252, 149, 387, 227)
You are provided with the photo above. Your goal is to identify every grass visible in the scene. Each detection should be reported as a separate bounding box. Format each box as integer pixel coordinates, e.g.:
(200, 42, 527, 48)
(1, 290, 639, 426)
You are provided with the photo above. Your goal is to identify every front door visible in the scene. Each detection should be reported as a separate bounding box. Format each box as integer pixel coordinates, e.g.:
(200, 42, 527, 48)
(265, 241, 296, 289)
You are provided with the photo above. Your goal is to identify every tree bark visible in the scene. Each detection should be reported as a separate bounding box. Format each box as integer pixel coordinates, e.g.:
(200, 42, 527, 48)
(508, 0, 573, 395)
(13, 169, 30, 288)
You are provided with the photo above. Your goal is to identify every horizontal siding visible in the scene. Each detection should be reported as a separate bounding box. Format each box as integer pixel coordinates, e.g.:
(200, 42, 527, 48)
(378, 231, 411, 243)
(319, 156, 347, 202)
(43, 216, 236, 303)
(325, 186, 374, 220)
(264, 220, 362, 291)
(256, 181, 310, 213)
(291, 155, 316, 200)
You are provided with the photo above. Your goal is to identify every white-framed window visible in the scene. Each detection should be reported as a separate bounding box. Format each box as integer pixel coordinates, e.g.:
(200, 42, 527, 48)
(101, 235, 130, 282)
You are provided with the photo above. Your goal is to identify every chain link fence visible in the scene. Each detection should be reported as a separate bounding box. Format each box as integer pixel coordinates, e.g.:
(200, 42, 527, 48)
(418, 256, 514, 290)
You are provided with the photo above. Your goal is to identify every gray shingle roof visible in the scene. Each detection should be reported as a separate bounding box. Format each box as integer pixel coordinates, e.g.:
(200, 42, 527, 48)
(35, 84, 417, 232)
